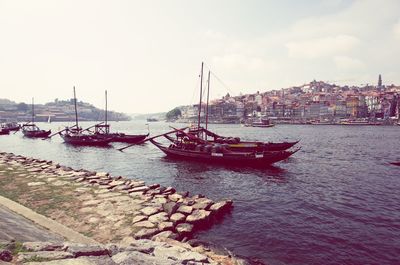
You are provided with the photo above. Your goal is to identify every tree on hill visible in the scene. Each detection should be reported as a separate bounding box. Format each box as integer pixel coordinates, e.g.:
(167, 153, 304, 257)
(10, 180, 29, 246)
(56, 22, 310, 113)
(166, 107, 182, 121)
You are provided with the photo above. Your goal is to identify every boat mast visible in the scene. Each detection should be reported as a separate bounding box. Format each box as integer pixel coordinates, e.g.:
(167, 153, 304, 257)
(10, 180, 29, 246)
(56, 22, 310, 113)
(32, 97, 35, 124)
(73, 86, 79, 129)
(105, 90, 108, 127)
(205, 71, 210, 131)
(197, 62, 204, 130)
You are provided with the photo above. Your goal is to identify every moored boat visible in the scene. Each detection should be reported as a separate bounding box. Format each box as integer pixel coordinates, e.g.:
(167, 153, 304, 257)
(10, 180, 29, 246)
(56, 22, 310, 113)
(244, 118, 275, 128)
(150, 128, 298, 166)
(1, 122, 20, 131)
(58, 87, 113, 146)
(22, 124, 51, 138)
(0, 127, 10, 135)
(93, 90, 149, 144)
(22, 98, 51, 138)
(390, 161, 400, 166)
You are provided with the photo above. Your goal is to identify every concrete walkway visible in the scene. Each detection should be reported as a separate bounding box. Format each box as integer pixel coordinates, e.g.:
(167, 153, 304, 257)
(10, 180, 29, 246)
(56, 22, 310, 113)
(0, 205, 62, 242)
(0, 195, 96, 244)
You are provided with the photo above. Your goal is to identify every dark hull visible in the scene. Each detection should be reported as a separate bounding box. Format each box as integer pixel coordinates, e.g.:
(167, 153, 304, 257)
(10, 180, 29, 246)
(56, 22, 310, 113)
(151, 140, 298, 166)
(0, 129, 10, 135)
(61, 134, 113, 146)
(99, 133, 148, 143)
(6, 126, 20, 131)
(22, 130, 51, 138)
(390, 161, 400, 166)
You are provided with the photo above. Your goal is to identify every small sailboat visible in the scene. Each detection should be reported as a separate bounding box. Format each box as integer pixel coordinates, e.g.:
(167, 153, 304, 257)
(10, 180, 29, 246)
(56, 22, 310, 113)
(22, 98, 51, 138)
(58, 87, 113, 146)
(93, 90, 149, 143)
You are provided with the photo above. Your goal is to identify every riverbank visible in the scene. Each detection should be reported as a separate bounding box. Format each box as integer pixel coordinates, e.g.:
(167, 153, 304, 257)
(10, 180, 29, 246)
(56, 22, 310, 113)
(0, 151, 244, 264)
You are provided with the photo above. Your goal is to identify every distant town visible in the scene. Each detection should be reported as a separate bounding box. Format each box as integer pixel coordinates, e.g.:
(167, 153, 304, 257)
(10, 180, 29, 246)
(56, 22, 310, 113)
(171, 75, 400, 125)
(0, 98, 130, 122)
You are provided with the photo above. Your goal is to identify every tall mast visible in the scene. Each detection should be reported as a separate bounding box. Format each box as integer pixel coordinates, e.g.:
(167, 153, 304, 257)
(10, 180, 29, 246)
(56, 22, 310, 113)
(205, 71, 210, 130)
(32, 97, 35, 124)
(73, 86, 79, 129)
(197, 62, 204, 129)
(105, 90, 108, 127)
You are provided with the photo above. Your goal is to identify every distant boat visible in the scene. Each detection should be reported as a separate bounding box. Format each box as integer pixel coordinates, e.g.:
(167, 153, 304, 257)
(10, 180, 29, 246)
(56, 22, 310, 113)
(147, 118, 158, 122)
(244, 118, 275, 128)
(0, 127, 10, 135)
(390, 161, 400, 166)
(22, 98, 51, 138)
(2, 122, 20, 131)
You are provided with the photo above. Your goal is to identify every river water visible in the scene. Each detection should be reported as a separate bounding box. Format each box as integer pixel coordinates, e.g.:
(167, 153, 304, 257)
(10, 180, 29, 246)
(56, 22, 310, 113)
(0, 121, 399, 265)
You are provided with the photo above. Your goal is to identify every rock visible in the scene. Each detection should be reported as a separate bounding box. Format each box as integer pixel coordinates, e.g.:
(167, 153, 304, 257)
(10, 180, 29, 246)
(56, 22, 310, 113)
(17, 251, 74, 262)
(132, 215, 147, 224)
(140, 206, 161, 216)
(170, 213, 186, 224)
(27, 182, 45, 186)
(168, 193, 183, 202)
(153, 245, 208, 263)
(134, 228, 159, 239)
(148, 212, 168, 224)
(176, 223, 194, 235)
(162, 202, 179, 217)
(209, 200, 233, 213)
(25, 256, 116, 265)
(65, 243, 110, 257)
(96, 172, 109, 177)
(152, 231, 178, 241)
(192, 198, 213, 210)
(0, 250, 12, 262)
(158, 222, 174, 231)
(186, 209, 211, 224)
(120, 236, 136, 247)
(133, 221, 155, 228)
(162, 187, 176, 195)
(177, 205, 193, 215)
(112, 251, 177, 265)
(23, 242, 64, 252)
(129, 186, 149, 193)
(148, 184, 160, 189)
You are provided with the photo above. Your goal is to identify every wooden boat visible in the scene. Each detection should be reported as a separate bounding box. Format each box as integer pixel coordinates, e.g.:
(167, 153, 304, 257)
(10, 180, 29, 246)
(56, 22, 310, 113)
(2, 122, 20, 131)
(0, 127, 10, 135)
(22, 124, 51, 138)
(150, 129, 299, 166)
(188, 127, 298, 152)
(390, 161, 400, 166)
(58, 87, 113, 146)
(22, 98, 51, 138)
(93, 90, 149, 144)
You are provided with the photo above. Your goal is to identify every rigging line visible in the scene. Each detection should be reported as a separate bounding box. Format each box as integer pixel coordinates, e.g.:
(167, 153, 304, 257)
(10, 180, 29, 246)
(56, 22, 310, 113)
(202, 63, 234, 95)
(189, 74, 201, 106)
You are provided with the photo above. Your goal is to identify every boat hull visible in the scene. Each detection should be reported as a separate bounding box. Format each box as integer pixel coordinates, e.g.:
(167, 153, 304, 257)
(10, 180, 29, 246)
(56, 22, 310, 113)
(0, 129, 10, 135)
(151, 140, 298, 166)
(22, 129, 51, 138)
(97, 133, 148, 143)
(61, 134, 113, 146)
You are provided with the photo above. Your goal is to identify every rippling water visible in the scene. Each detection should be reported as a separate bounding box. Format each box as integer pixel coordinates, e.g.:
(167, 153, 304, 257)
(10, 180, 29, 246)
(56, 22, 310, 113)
(1, 121, 399, 265)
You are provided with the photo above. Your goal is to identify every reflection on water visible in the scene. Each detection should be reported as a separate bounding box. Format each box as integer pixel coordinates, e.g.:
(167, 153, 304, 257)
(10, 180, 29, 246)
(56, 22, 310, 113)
(1, 121, 400, 265)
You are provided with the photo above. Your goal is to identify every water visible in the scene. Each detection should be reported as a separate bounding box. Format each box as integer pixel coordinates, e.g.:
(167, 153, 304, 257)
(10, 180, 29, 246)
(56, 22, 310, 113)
(1, 121, 399, 265)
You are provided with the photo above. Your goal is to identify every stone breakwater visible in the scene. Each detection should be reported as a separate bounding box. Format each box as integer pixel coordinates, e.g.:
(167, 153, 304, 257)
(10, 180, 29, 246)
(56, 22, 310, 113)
(0, 239, 243, 264)
(0, 151, 240, 264)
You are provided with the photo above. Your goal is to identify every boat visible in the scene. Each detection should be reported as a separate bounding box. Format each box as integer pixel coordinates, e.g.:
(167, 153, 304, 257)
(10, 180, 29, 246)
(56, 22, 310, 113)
(390, 161, 400, 166)
(2, 122, 20, 131)
(22, 98, 51, 138)
(93, 90, 149, 144)
(339, 119, 382, 126)
(147, 118, 158, 122)
(187, 127, 298, 152)
(244, 118, 275, 128)
(0, 127, 10, 135)
(150, 127, 298, 166)
(58, 87, 113, 146)
(135, 62, 298, 166)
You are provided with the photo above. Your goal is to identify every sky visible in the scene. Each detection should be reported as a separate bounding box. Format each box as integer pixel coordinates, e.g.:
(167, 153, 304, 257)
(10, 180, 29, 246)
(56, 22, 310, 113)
(0, 0, 399, 113)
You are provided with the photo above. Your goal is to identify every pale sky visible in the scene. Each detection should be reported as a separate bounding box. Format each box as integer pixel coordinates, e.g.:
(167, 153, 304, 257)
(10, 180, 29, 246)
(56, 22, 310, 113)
(0, 0, 399, 113)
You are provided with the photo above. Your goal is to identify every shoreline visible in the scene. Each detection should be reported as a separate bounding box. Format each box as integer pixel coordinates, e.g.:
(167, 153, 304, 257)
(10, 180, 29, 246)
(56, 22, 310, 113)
(0, 151, 246, 264)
